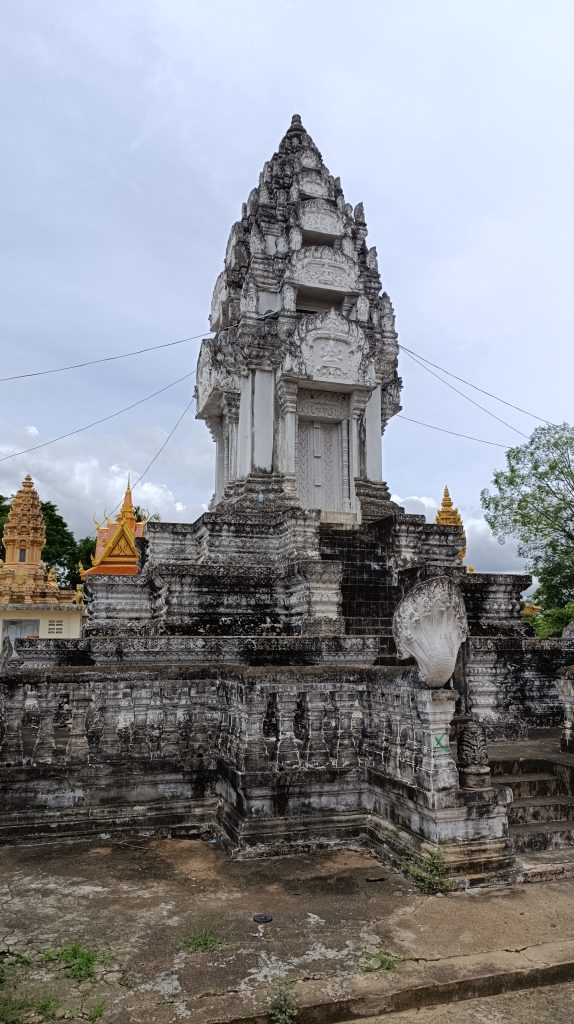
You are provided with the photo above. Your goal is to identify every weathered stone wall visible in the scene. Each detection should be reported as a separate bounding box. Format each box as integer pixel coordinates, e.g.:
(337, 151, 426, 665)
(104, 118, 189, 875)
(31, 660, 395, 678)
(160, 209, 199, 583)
(0, 654, 514, 884)
(0, 665, 220, 840)
(467, 637, 574, 738)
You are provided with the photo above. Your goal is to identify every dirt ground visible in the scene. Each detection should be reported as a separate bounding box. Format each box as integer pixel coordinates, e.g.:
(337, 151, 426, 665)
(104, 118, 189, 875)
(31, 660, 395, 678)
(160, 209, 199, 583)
(2, 838, 574, 1023)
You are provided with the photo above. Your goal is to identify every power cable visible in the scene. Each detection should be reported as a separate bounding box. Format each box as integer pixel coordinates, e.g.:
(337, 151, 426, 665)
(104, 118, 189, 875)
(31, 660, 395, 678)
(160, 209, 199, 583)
(0, 313, 273, 383)
(396, 414, 510, 448)
(0, 316, 555, 431)
(398, 343, 553, 425)
(0, 334, 204, 383)
(0, 370, 195, 464)
(400, 348, 530, 440)
(100, 394, 196, 526)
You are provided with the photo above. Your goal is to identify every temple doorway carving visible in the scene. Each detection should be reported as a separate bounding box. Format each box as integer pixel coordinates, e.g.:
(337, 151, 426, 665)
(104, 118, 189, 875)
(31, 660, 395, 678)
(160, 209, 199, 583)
(296, 419, 344, 511)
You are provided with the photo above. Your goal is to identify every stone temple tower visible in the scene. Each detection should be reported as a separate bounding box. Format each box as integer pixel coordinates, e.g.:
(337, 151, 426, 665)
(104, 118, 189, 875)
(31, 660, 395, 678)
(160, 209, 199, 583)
(196, 114, 402, 523)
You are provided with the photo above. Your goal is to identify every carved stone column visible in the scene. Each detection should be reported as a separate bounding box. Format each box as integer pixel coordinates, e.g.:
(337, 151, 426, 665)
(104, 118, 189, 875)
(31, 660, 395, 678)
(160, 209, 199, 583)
(206, 415, 225, 504)
(349, 389, 370, 512)
(276, 379, 298, 493)
(66, 686, 91, 759)
(222, 392, 240, 485)
(415, 687, 459, 792)
(556, 666, 574, 752)
(457, 716, 492, 789)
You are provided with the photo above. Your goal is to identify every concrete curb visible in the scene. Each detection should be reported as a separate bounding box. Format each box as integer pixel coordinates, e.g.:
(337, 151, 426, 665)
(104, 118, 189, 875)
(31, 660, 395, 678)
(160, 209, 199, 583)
(215, 940, 574, 1024)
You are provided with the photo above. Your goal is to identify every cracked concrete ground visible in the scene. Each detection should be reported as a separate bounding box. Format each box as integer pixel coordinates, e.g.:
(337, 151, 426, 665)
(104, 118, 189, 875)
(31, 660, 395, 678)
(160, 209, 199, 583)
(1, 838, 574, 1022)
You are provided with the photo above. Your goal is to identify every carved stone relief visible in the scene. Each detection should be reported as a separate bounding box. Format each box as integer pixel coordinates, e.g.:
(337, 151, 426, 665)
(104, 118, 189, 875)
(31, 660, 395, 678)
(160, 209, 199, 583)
(297, 389, 349, 420)
(288, 249, 358, 292)
(300, 200, 344, 238)
(393, 577, 469, 688)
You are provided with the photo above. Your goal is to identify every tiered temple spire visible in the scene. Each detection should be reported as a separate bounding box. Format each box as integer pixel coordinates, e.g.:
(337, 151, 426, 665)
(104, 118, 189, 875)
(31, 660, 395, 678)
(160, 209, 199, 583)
(0, 475, 78, 605)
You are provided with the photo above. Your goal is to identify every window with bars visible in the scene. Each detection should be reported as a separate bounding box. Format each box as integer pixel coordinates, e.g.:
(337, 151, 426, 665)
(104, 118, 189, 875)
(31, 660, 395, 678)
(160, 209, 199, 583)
(47, 619, 64, 635)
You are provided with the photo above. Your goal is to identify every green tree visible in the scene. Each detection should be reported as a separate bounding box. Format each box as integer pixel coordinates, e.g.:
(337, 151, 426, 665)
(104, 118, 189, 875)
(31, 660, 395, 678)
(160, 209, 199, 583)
(38, 501, 79, 588)
(75, 536, 97, 585)
(0, 495, 10, 550)
(481, 423, 574, 609)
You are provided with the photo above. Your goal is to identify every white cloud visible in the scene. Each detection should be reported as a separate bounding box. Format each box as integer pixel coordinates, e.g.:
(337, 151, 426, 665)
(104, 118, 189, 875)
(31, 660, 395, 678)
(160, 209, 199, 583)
(0, 414, 215, 538)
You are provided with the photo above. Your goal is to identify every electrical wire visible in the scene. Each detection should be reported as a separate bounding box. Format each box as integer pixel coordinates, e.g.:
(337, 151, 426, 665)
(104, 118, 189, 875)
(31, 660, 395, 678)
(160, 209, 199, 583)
(132, 395, 195, 491)
(0, 370, 195, 464)
(0, 313, 274, 383)
(400, 348, 530, 440)
(396, 414, 510, 448)
(398, 343, 553, 425)
(101, 394, 196, 526)
(0, 315, 555, 431)
(0, 334, 204, 383)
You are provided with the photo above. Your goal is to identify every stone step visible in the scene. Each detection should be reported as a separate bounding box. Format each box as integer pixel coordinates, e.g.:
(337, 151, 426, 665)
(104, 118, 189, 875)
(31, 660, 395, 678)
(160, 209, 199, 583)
(493, 772, 558, 799)
(509, 795, 574, 825)
(511, 819, 574, 852)
(516, 846, 574, 882)
(490, 757, 559, 777)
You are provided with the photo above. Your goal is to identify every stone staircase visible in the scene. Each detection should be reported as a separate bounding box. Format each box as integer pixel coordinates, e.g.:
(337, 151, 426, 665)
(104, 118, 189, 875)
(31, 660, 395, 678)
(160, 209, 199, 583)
(319, 523, 401, 658)
(490, 736, 574, 881)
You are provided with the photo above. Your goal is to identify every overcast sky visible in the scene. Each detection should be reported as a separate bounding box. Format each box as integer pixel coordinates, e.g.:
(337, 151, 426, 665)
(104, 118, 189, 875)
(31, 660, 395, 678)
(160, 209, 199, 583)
(1, 0, 573, 573)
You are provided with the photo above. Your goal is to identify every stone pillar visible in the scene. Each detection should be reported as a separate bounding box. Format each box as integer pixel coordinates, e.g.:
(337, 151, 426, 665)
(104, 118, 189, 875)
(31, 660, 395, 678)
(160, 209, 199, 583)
(66, 686, 91, 759)
(206, 416, 225, 502)
(222, 392, 240, 484)
(253, 369, 274, 471)
(276, 380, 298, 493)
(237, 373, 253, 478)
(556, 667, 574, 752)
(364, 385, 382, 482)
(349, 389, 370, 512)
(415, 688, 459, 792)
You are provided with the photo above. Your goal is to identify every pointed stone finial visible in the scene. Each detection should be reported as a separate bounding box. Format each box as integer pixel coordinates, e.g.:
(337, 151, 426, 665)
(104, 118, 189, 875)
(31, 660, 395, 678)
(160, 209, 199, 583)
(287, 113, 305, 134)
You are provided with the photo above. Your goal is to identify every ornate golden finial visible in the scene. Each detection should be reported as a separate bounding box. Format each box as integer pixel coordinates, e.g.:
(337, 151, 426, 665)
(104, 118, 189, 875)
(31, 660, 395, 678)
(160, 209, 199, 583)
(436, 486, 467, 565)
(119, 478, 137, 529)
(436, 486, 463, 528)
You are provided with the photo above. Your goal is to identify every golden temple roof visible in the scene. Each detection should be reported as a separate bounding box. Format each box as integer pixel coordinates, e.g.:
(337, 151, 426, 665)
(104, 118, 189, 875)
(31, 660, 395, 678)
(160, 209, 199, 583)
(80, 481, 146, 579)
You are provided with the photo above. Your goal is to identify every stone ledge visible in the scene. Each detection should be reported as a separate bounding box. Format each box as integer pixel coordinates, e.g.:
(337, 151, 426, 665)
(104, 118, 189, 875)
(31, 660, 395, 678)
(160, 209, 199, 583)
(211, 940, 574, 1023)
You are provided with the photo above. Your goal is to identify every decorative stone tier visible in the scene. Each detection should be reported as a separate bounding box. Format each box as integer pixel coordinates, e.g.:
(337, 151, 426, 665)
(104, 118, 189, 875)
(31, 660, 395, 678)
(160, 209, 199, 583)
(0, 658, 513, 885)
(467, 636, 574, 738)
(2, 634, 383, 671)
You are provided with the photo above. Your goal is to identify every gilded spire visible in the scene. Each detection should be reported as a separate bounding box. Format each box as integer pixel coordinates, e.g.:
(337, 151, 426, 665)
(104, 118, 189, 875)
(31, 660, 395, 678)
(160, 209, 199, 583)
(119, 478, 136, 531)
(435, 485, 463, 528)
(435, 486, 467, 564)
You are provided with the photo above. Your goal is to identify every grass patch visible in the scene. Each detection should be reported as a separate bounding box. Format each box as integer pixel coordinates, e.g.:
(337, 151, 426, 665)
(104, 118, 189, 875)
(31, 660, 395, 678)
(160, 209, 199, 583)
(400, 849, 454, 895)
(269, 979, 299, 1024)
(180, 928, 222, 953)
(43, 942, 111, 982)
(0, 994, 35, 1024)
(360, 949, 401, 973)
(36, 996, 59, 1020)
(85, 1001, 106, 1022)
